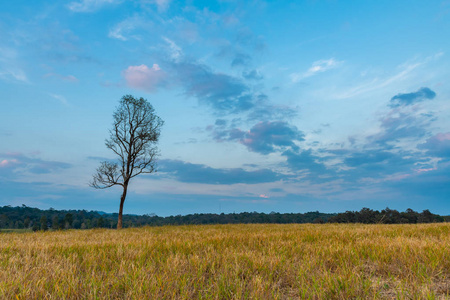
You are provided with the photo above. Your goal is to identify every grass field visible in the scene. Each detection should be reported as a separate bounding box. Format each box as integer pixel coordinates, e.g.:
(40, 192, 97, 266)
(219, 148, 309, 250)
(1, 223, 450, 299)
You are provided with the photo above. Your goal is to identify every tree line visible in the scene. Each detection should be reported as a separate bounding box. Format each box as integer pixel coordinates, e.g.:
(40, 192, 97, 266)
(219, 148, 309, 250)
(328, 207, 447, 224)
(0, 205, 448, 231)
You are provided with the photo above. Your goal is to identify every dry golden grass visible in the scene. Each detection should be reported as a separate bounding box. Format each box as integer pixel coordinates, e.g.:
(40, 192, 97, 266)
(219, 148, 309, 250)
(1, 223, 450, 299)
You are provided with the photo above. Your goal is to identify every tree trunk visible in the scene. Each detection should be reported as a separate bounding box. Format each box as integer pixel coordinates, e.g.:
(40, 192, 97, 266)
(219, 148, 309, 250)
(117, 184, 128, 229)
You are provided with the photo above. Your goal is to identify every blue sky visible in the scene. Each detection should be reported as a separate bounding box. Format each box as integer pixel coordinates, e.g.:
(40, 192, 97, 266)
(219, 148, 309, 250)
(1, 0, 449, 216)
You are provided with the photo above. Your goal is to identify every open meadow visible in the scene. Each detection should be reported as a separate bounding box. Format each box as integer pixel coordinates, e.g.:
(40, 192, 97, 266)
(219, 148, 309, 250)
(1, 223, 450, 299)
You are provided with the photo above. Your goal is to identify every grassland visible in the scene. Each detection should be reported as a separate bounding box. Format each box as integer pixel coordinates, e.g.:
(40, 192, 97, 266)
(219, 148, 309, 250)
(1, 223, 450, 299)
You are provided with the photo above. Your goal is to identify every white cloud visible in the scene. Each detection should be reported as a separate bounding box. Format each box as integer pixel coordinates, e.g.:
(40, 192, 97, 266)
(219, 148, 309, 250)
(154, 0, 170, 11)
(336, 52, 444, 99)
(336, 62, 421, 99)
(0, 47, 28, 83)
(68, 0, 121, 12)
(108, 16, 146, 41)
(162, 37, 182, 61)
(291, 58, 342, 82)
(122, 64, 165, 92)
(49, 93, 70, 106)
(0, 69, 28, 82)
(141, 0, 171, 12)
(108, 28, 127, 41)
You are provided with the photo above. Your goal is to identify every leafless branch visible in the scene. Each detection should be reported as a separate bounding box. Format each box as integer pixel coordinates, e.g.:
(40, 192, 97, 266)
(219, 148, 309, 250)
(92, 95, 163, 187)
(90, 161, 123, 189)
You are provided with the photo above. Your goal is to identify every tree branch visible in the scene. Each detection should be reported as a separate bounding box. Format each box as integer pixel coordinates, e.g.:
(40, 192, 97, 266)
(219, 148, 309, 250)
(91, 95, 163, 191)
(90, 161, 123, 189)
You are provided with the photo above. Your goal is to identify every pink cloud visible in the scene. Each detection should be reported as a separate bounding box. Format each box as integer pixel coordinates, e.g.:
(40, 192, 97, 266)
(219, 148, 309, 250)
(259, 194, 269, 198)
(415, 167, 437, 173)
(419, 132, 450, 158)
(0, 152, 71, 174)
(0, 159, 18, 168)
(122, 64, 165, 92)
(435, 133, 450, 141)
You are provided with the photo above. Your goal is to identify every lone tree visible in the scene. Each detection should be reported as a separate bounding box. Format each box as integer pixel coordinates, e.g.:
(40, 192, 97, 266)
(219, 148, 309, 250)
(91, 95, 163, 229)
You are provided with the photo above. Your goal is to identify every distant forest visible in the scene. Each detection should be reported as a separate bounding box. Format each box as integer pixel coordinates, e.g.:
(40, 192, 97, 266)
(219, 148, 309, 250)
(0, 205, 448, 231)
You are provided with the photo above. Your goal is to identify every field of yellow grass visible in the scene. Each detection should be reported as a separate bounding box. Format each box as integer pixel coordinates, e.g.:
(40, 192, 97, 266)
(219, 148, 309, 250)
(1, 223, 450, 299)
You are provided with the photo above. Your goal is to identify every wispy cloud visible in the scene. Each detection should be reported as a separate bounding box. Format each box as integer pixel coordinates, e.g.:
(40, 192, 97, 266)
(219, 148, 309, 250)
(168, 60, 257, 114)
(0, 69, 28, 83)
(240, 121, 304, 154)
(108, 15, 149, 41)
(282, 149, 327, 174)
(242, 69, 263, 80)
(247, 104, 298, 122)
(321, 87, 443, 184)
(231, 53, 251, 67)
(214, 121, 305, 155)
(419, 132, 450, 159)
(0, 158, 19, 168)
(146, 0, 171, 12)
(340, 65, 420, 99)
(158, 159, 282, 185)
(0, 47, 28, 83)
(49, 93, 70, 106)
(362, 87, 438, 149)
(291, 58, 342, 82)
(367, 110, 434, 149)
(162, 37, 182, 61)
(44, 73, 78, 82)
(68, 0, 122, 12)
(235, 27, 266, 52)
(335, 53, 443, 99)
(0, 153, 71, 177)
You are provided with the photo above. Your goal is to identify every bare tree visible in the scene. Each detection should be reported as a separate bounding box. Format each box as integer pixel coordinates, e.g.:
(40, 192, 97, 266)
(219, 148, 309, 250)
(91, 95, 163, 229)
